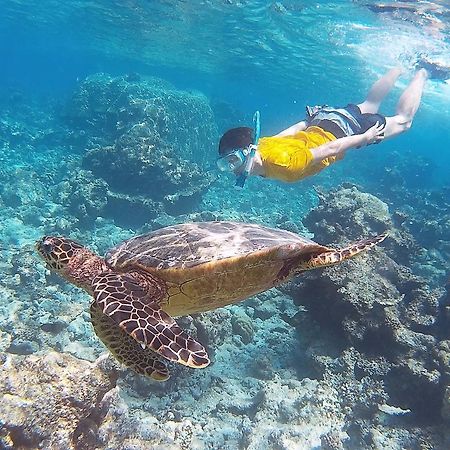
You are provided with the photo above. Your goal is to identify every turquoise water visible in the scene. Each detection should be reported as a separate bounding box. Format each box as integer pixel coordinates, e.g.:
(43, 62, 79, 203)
(1, 1, 450, 449)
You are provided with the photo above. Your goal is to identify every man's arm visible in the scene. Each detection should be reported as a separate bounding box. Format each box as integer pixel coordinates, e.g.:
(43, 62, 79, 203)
(310, 122, 385, 163)
(274, 120, 308, 137)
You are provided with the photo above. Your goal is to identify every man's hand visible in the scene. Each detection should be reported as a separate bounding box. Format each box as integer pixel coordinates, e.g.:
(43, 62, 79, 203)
(363, 121, 386, 146)
(311, 120, 387, 163)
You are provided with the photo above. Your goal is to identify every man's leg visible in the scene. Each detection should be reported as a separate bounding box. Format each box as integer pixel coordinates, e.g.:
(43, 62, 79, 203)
(358, 67, 404, 114)
(383, 69, 428, 139)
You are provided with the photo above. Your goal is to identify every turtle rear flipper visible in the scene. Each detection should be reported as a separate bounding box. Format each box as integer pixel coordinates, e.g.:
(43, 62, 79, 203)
(92, 273, 210, 369)
(301, 232, 388, 271)
(90, 302, 169, 381)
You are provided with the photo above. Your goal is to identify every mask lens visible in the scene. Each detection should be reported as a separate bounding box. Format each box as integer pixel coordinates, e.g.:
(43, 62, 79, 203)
(217, 149, 245, 172)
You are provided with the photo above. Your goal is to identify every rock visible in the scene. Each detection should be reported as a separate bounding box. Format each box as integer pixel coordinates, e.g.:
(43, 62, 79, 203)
(321, 430, 345, 450)
(6, 339, 38, 355)
(61, 74, 219, 225)
(284, 185, 449, 430)
(56, 170, 109, 225)
(232, 311, 255, 344)
(192, 309, 233, 354)
(0, 352, 119, 449)
(65, 74, 218, 164)
(305, 185, 418, 266)
(83, 132, 213, 215)
(442, 386, 450, 422)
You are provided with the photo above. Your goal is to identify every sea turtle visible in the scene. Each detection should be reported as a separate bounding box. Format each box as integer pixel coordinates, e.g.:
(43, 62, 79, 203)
(36, 221, 386, 381)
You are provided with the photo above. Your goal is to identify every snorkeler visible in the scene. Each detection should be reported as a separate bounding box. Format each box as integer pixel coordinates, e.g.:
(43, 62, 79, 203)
(217, 68, 428, 186)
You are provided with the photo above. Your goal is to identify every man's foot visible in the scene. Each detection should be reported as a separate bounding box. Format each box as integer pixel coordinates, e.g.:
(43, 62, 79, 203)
(415, 58, 448, 81)
(417, 68, 429, 79)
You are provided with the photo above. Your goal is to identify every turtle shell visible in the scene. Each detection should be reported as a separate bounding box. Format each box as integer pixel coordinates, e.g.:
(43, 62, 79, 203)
(106, 221, 325, 269)
(105, 221, 331, 316)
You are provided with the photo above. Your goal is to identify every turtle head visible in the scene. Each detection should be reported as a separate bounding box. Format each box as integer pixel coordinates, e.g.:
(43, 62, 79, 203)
(36, 236, 107, 292)
(36, 236, 84, 273)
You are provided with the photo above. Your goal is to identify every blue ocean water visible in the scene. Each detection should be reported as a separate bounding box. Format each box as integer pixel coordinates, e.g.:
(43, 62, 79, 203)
(1, 1, 450, 449)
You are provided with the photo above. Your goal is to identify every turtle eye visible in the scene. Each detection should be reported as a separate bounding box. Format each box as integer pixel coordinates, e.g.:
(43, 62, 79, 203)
(41, 242, 54, 254)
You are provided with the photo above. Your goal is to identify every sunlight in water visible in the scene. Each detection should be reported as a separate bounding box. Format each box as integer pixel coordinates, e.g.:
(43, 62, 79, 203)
(1, 1, 450, 449)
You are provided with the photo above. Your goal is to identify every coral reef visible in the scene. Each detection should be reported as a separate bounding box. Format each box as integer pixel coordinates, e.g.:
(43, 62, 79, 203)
(0, 352, 118, 449)
(64, 73, 218, 163)
(232, 310, 255, 344)
(83, 132, 213, 217)
(62, 74, 218, 225)
(1, 77, 450, 450)
(0, 307, 349, 450)
(282, 184, 450, 446)
(347, 150, 450, 285)
(306, 183, 419, 266)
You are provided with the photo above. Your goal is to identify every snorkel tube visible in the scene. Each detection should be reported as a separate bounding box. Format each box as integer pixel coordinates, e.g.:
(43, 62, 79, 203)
(235, 110, 260, 188)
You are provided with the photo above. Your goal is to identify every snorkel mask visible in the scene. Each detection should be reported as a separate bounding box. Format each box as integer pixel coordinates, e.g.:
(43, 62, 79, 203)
(216, 147, 249, 173)
(216, 111, 261, 188)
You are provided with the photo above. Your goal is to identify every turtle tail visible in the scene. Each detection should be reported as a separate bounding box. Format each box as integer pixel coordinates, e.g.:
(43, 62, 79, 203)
(303, 232, 388, 271)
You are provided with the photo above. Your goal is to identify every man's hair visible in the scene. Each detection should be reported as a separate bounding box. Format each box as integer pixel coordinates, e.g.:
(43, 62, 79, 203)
(218, 127, 253, 156)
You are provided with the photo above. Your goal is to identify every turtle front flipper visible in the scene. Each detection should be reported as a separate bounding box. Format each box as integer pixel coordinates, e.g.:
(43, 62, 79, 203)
(299, 232, 388, 271)
(90, 302, 170, 381)
(92, 272, 210, 369)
